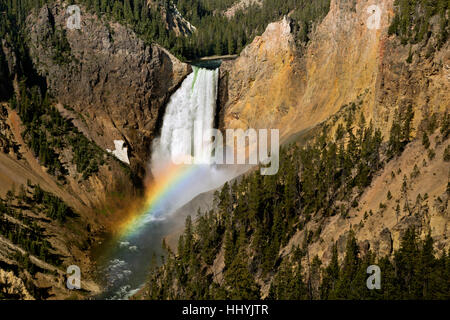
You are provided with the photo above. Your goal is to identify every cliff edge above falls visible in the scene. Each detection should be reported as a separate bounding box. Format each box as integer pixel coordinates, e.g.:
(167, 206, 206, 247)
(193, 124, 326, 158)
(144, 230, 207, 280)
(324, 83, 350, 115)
(26, 2, 191, 179)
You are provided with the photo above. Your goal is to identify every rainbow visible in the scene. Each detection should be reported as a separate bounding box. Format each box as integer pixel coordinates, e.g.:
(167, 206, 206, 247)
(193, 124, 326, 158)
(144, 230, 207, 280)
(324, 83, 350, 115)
(115, 162, 206, 240)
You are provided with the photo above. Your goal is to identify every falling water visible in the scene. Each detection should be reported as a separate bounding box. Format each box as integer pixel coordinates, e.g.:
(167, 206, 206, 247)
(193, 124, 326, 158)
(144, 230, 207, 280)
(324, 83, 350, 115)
(96, 66, 249, 299)
(152, 66, 218, 168)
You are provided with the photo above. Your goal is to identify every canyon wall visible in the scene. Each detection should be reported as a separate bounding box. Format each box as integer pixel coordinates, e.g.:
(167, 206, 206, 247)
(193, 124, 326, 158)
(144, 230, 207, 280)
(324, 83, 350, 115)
(26, 2, 191, 178)
(220, 0, 449, 141)
(0, 2, 192, 299)
(215, 0, 449, 296)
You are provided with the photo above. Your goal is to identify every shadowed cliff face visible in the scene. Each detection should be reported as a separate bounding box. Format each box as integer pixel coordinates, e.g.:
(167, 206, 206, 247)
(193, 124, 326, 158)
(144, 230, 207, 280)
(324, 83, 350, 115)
(219, 0, 449, 141)
(0, 42, 14, 100)
(0, 4, 193, 298)
(26, 3, 191, 179)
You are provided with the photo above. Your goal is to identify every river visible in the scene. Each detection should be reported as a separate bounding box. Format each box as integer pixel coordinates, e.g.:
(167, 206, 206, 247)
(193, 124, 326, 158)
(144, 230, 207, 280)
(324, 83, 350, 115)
(94, 66, 248, 299)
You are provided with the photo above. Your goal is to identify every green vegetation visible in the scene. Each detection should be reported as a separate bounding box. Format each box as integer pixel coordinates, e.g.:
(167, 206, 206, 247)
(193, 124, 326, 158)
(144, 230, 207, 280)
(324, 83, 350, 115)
(444, 145, 450, 162)
(387, 105, 414, 159)
(422, 131, 430, 148)
(2, 183, 76, 224)
(0, 215, 58, 265)
(9, 81, 106, 180)
(318, 229, 449, 300)
(388, 0, 449, 48)
(441, 112, 450, 140)
(51, 28, 75, 65)
(0, 181, 78, 299)
(32, 184, 77, 222)
(0, 0, 48, 99)
(144, 107, 450, 300)
(147, 218, 450, 300)
(0, 184, 67, 266)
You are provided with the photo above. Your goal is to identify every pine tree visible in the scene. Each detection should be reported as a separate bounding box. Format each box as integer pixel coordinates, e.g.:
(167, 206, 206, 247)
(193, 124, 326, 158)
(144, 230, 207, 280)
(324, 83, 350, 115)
(225, 250, 260, 299)
(320, 244, 340, 299)
(394, 227, 420, 299)
(388, 109, 403, 158)
(182, 215, 193, 263)
(402, 105, 415, 143)
(422, 131, 430, 149)
(335, 231, 360, 298)
(224, 226, 234, 269)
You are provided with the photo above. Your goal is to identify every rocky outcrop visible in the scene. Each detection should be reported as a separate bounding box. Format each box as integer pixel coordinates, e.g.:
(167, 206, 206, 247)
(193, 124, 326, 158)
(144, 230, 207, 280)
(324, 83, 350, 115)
(218, 0, 449, 275)
(26, 3, 191, 178)
(224, 0, 262, 19)
(148, 0, 196, 36)
(0, 102, 109, 299)
(0, 268, 34, 300)
(219, 0, 449, 141)
(219, 16, 303, 136)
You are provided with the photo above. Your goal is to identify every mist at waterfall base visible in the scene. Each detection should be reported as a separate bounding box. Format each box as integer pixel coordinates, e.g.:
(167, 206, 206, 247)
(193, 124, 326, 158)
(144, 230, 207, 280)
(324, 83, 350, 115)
(95, 67, 251, 299)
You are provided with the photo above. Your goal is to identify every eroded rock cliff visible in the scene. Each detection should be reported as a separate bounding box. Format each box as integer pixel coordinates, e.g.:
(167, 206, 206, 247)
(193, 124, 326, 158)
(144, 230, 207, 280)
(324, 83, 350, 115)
(148, 0, 196, 36)
(220, 0, 449, 141)
(26, 2, 191, 179)
(216, 0, 449, 297)
(0, 1, 192, 299)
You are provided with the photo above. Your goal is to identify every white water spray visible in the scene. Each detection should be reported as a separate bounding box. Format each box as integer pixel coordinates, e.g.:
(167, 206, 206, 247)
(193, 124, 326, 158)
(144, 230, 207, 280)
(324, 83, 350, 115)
(99, 66, 250, 300)
(151, 66, 249, 211)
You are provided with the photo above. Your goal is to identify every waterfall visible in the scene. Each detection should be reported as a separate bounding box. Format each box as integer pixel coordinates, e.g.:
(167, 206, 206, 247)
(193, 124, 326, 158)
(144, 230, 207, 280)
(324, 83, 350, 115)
(97, 66, 250, 300)
(149, 66, 244, 213)
(151, 66, 218, 172)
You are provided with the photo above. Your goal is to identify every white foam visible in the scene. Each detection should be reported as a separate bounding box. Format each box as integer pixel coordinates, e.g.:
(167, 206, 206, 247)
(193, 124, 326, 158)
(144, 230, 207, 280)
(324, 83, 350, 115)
(150, 67, 251, 214)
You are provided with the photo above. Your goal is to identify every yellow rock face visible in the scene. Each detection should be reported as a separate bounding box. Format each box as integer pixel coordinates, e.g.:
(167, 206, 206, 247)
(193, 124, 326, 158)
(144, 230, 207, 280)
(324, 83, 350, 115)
(0, 269, 34, 300)
(218, 0, 450, 290)
(221, 16, 304, 138)
(221, 0, 449, 142)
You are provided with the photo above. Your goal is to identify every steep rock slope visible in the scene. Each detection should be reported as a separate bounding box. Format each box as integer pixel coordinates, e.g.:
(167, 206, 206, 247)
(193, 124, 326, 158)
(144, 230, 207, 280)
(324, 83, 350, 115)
(26, 2, 191, 178)
(143, 0, 449, 300)
(148, 0, 196, 36)
(220, 0, 449, 140)
(0, 1, 192, 299)
(219, 16, 303, 133)
(0, 99, 124, 299)
(285, 130, 449, 264)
